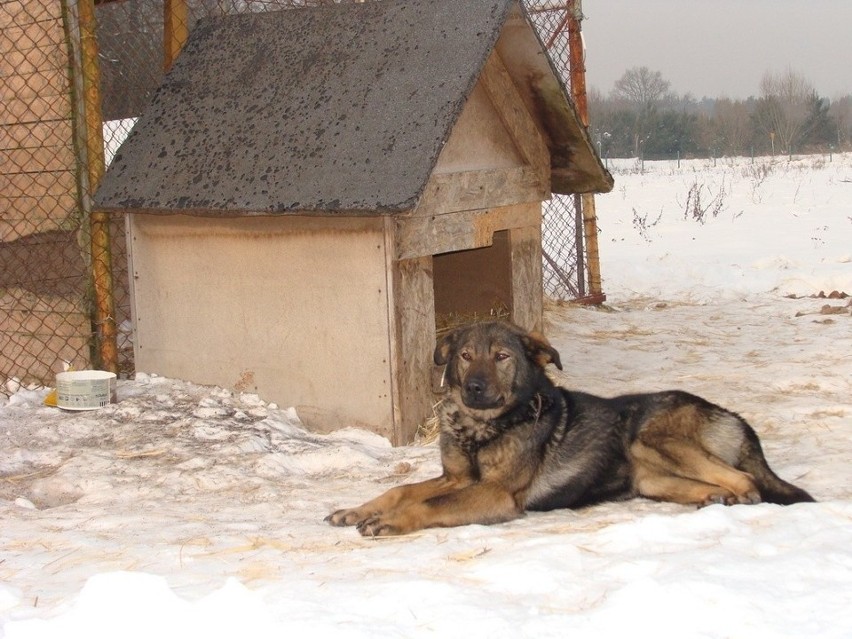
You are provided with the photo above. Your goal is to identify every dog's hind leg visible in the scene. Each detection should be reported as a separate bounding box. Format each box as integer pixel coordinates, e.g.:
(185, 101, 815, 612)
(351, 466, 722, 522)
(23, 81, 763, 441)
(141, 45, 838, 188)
(630, 439, 761, 506)
(633, 466, 734, 505)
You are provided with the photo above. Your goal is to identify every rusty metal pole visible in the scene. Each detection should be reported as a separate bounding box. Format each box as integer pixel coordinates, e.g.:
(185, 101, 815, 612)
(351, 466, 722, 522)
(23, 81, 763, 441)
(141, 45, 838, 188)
(573, 193, 586, 298)
(78, 0, 118, 372)
(566, 1, 588, 128)
(164, 0, 189, 72)
(566, 0, 605, 304)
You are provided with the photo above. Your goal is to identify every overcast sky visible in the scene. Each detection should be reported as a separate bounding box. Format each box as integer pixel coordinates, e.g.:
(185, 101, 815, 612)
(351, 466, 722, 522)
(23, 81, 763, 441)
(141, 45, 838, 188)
(579, 0, 852, 100)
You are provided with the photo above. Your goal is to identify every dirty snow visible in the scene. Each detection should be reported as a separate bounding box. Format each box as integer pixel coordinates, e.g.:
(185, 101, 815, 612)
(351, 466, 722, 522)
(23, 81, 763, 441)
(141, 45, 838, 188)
(1, 154, 851, 638)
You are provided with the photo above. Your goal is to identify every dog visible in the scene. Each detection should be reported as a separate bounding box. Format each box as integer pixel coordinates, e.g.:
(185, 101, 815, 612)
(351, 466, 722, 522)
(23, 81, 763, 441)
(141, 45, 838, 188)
(325, 321, 814, 536)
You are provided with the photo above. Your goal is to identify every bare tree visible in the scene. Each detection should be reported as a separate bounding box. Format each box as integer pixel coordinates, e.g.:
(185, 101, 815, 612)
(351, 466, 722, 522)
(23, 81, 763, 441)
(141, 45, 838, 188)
(713, 98, 751, 155)
(611, 67, 673, 156)
(828, 96, 851, 149)
(612, 66, 672, 111)
(756, 68, 814, 153)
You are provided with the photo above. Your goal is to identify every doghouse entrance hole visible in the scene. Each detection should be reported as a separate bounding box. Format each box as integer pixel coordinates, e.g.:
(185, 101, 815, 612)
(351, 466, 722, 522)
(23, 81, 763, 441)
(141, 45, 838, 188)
(433, 229, 511, 336)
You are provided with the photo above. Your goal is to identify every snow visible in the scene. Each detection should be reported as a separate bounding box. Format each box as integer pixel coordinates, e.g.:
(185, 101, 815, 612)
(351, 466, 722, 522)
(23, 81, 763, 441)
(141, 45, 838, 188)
(2, 154, 851, 638)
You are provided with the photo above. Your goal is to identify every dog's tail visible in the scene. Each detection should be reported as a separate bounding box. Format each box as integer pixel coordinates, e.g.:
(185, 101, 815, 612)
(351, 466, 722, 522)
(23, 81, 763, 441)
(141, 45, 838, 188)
(738, 427, 815, 505)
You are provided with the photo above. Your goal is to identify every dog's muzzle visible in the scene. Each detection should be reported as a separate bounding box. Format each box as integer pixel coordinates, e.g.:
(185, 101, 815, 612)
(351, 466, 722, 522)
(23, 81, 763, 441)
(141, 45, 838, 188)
(461, 375, 505, 410)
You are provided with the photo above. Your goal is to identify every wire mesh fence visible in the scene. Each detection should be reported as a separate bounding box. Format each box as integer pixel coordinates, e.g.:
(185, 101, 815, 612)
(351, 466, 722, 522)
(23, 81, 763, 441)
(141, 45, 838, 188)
(1, 0, 599, 393)
(526, 0, 599, 301)
(1, 0, 93, 390)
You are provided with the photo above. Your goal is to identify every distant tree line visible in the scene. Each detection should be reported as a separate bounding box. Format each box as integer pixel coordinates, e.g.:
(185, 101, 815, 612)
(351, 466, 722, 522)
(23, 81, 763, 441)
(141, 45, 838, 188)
(588, 67, 851, 160)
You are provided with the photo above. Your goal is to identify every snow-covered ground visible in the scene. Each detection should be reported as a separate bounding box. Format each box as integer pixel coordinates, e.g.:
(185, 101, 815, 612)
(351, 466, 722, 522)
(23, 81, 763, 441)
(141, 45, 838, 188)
(2, 154, 851, 638)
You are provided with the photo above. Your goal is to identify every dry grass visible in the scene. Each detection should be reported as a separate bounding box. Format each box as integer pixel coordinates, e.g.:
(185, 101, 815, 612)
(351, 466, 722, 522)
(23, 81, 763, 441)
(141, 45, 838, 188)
(0, 466, 60, 484)
(435, 305, 510, 339)
(415, 400, 444, 444)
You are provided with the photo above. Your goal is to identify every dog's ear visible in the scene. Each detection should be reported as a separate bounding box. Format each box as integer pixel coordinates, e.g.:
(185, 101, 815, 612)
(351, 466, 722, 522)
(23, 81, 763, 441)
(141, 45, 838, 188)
(434, 330, 458, 366)
(521, 331, 563, 371)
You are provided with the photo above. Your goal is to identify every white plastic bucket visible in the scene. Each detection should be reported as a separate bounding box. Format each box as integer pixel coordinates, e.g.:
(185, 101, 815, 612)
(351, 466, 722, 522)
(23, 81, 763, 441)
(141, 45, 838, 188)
(55, 370, 116, 410)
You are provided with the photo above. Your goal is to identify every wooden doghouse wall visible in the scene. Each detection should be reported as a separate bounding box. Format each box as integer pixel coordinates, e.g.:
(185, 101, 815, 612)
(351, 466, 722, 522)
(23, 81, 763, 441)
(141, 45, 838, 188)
(128, 213, 399, 440)
(406, 51, 548, 333)
(390, 50, 548, 443)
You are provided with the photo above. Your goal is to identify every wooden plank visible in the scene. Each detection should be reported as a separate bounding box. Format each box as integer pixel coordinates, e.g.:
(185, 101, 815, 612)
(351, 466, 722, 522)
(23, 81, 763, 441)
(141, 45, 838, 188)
(0, 191, 77, 219)
(390, 253, 436, 445)
(509, 222, 543, 332)
(0, 285, 91, 385)
(0, 169, 77, 197)
(395, 201, 541, 260)
(0, 119, 73, 150)
(0, 17, 66, 56)
(0, 39, 67, 76)
(0, 1, 62, 27)
(0, 166, 78, 241)
(0, 69, 71, 103)
(0, 200, 79, 242)
(432, 82, 525, 175)
(1, 93, 70, 126)
(4, 142, 76, 174)
(414, 166, 547, 218)
(479, 50, 550, 185)
(129, 214, 396, 439)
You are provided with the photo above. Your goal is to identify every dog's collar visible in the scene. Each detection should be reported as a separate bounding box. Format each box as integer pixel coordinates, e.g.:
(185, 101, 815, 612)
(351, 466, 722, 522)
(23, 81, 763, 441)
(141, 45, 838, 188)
(503, 391, 553, 426)
(440, 390, 558, 454)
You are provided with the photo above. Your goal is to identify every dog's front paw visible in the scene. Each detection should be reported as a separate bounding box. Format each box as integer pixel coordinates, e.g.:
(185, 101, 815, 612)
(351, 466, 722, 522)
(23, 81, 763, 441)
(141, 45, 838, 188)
(325, 507, 373, 527)
(356, 514, 405, 537)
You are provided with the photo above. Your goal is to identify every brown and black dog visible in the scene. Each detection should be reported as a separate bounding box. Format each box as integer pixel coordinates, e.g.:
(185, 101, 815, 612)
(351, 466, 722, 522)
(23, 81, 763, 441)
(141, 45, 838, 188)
(326, 321, 814, 536)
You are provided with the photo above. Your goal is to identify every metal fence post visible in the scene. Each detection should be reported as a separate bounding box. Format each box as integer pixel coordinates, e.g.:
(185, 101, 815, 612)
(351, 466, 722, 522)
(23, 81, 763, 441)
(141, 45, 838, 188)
(77, 0, 118, 372)
(566, 0, 605, 303)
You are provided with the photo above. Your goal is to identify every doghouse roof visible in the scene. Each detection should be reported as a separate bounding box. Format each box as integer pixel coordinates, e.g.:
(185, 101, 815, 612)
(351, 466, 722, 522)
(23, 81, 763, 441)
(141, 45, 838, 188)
(95, 0, 612, 216)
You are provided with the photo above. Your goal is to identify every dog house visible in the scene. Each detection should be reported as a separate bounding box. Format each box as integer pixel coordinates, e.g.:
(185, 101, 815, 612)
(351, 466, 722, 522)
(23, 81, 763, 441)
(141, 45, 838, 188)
(94, 0, 612, 444)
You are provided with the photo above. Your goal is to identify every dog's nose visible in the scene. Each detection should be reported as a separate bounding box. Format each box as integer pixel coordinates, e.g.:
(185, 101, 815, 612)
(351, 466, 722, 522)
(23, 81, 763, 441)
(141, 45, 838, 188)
(464, 378, 485, 397)
(461, 374, 504, 410)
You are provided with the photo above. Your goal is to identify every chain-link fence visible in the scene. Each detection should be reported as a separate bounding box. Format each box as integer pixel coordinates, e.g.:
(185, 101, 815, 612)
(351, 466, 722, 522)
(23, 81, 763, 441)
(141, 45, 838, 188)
(1, 0, 600, 393)
(1, 0, 92, 390)
(526, 0, 603, 302)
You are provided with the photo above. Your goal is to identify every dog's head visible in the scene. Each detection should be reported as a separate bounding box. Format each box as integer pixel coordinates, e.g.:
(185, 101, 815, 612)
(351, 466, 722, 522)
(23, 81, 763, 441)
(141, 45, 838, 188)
(434, 321, 562, 415)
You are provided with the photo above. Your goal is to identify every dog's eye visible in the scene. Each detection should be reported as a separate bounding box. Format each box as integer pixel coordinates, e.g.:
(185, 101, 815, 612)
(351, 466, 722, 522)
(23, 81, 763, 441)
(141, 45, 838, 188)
(495, 352, 510, 362)
(460, 351, 472, 361)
